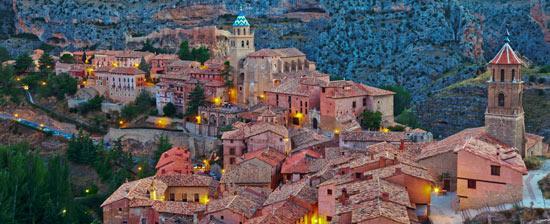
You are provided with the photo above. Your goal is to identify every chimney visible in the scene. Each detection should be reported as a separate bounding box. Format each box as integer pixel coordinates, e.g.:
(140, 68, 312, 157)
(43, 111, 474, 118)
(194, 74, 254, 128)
(399, 139, 405, 151)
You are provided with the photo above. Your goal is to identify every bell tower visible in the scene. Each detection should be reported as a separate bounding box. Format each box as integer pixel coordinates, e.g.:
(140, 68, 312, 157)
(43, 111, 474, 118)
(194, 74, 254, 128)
(485, 30, 526, 156)
(228, 13, 255, 73)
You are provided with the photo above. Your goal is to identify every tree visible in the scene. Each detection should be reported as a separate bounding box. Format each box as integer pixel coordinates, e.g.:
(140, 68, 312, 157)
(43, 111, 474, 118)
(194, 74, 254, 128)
(38, 53, 55, 73)
(78, 95, 104, 114)
(221, 61, 233, 87)
(163, 102, 177, 117)
(39, 73, 78, 100)
(67, 131, 98, 165)
(382, 85, 411, 116)
(178, 40, 192, 60)
(191, 46, 210, 64)
(0, 47, 10, 63)
(361, 110, 382, 130)
(81, 51, 87, 64)
(138, 57, 151, 81)
(185, 84, 206, 116)
(395, 109, 419, 128)
(153, 135, 173, 164)
(59, 54, 75, 64)
(14, 54, 33, 74)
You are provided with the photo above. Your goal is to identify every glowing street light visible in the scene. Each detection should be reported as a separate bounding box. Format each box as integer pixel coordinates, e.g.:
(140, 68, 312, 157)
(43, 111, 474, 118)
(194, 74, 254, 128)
(213, 97, 222, 106)
(15, 77, 21, 81)
(39, 123, 45, 128)
(85, 188, 90, 193)
(13, 113, 19, 118)
(41, 81, 47, 86)
(333, 129, 340, 135)
(433, 186, 441, 194)
(138, 166, 143, 171)
(22, 85, 29, 90)
(195, 115, 202, 124)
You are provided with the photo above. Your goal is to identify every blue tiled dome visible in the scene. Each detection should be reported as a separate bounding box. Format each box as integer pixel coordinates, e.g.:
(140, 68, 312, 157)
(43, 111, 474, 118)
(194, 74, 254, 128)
(233, 14, 250, 27)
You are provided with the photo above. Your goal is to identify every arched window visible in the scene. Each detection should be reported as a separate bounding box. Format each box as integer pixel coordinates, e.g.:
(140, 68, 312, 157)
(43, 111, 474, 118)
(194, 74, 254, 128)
(246, 40, 249, 47)
(237, 29, 240, 35)
(492, 69, 495, 81)
(241, 41, 244, 48)
(243, 28, 246, 35)
(511, 69, 515, 82)
(498, 93, 505, 107)
(500, 69, 505, 82)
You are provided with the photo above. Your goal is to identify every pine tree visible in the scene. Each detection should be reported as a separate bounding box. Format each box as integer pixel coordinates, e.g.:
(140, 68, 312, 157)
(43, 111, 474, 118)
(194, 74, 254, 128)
(138, 57, 151, 81)
(163, 102, 177, 117)
(361, 111, 382, 130)
(222, 61, 233, 87)
(185, 84, 206, 116)
(178, 40, 192, 60)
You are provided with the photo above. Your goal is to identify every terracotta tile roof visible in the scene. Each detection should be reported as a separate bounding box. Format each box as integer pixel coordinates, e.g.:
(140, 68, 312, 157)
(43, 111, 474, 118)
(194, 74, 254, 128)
(281, 149, 323, 174)
(248, 49, 283, 57)
(363, 163, 435, 182)
(289, 128, 331, 152)
(221, 121, 288, 140)
(268, 77, 307, 96)
(275, 48, 306, 58)
(417, 127, 527, 174)
(242, 148, 286, 167)
(101, 177, 167, 207)
(156, 174, 218, 188)
(220, 159, 274, 185)
(205, 195, 263, 218)
(324, 81, 394, 98)
(168, 59, 200, 68)
(152, 201, 206, 215)
(129, 198, 156, 208)
(151, 54, 179, 60)
(489, 43, 523, 65)
(155, 146, 191, 170)
(109, 67, 146, 76)
(245, 200, 310, 224)
(263, 178, 317, 206)
(335, 177, 413, 210)
(348, 199, 410, 224)
(341, 131, 407, 143)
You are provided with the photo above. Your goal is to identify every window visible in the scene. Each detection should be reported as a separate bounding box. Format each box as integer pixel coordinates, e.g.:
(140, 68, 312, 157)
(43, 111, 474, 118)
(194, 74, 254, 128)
(363, 97, 366, 106)
(467, 179, 476, 189)
(141, 218, 147, 224)
(492, 69, 495, 81)
(352, 101, 356, 108)
(169, 193, 175, 201)
(229, 148, 235, 155)
(327, 189, 332, 195)
(327, 216, 332, 221)
(182, 193, 187, 202)
(500, 69, 505, 82)
(498, 93, 505, 107)
(322, 87, 326, 93)
(491, 165, 501, 176)
(511, 69, 515, 81)
(221, 216, 224, 220)
(355, 172, 362, 179)
(230, 157, 236, 164)
(241, 41, 244, 47)
(194, 194, 199, 202)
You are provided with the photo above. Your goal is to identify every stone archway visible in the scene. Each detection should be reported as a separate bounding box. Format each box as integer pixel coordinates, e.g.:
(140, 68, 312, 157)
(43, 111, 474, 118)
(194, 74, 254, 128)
(312, 118, 318, 130)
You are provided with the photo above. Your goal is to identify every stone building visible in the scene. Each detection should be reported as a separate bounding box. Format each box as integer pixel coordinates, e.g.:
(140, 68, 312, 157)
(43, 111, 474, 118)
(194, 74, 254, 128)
(320, 80, 395, 131)
(239, 48, 316, 105)
(149, 54, 179, 76)
(485, 32, 545, 157)
(265, 72, 330, 128)
(228, 13, 255, 75)
(155, 60, 200, 114)
(93, 66, 147, 104)
(101, 174, 217, 224)
(196, 104, 245, 136)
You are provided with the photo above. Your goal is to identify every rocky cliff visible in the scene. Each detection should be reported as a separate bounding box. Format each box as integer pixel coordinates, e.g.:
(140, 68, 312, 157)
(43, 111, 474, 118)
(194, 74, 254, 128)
(3, 0, 550, 138)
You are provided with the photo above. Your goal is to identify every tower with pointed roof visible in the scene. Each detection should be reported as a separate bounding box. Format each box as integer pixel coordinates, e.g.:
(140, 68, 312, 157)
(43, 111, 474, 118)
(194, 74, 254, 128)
(485, 30, 526, 156)
(228, 12, 255, 74)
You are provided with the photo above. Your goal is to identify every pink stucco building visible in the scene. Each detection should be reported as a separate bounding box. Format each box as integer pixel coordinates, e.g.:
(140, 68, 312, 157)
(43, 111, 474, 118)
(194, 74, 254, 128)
(155, 146, 193, 176)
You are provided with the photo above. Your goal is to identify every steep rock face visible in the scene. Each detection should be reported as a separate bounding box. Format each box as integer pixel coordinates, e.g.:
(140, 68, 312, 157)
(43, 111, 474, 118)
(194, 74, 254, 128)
(0, 0, 15, 36)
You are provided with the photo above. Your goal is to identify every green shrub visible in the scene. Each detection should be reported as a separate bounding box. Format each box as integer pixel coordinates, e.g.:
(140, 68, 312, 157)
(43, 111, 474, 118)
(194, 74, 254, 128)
(524, 157, 542, 170)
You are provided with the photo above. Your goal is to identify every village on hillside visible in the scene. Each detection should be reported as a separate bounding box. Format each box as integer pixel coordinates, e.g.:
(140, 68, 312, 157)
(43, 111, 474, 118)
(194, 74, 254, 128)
(1, 13, 549, 224)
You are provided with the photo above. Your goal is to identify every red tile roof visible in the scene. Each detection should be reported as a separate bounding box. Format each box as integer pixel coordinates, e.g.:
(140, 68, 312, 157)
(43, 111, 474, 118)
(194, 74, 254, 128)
(155, 146, 192, 176)
(152, 201, 206, 215)
(489, 43, 523, 65)
(220, 159, 275, 185)
(242, 148, 286, 167)
(109, 67, 146, 76)
(205, 195, 263, 218)
(263, 178, 317, 206)
(221, 121, 288, 140)
(417, 127, 527, 174)
(341, 131, 407, 143)
(245, 200, 310, 224)
(281, 149, 323, 174)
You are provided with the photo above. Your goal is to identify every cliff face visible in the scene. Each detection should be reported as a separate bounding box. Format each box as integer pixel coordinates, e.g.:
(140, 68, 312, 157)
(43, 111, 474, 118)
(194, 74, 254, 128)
(5, 0, 550, 138)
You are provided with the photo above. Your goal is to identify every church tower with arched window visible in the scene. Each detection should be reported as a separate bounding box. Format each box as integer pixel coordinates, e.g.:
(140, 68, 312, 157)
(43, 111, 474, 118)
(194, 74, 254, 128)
(485, 30, 526, 156)
(228, 13, 255, 73)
